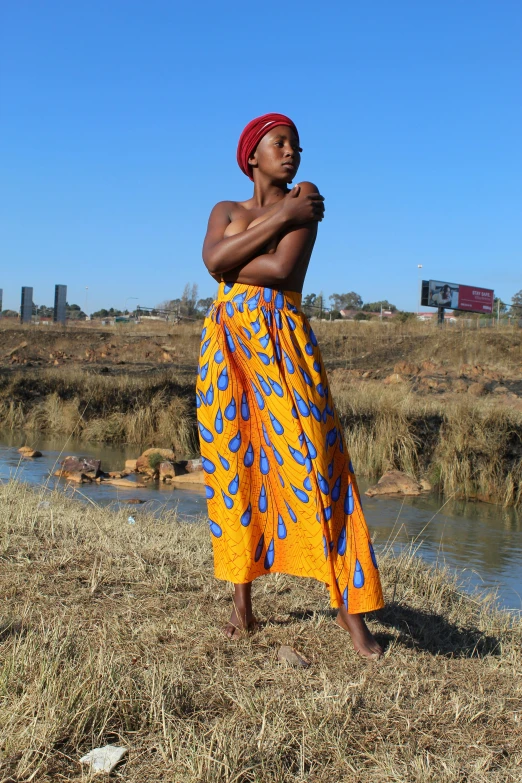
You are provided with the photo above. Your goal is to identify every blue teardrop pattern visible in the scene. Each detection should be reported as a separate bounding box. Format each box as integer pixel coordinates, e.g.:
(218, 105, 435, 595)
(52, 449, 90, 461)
(229, 431, 241, 453)
(260, 447, 270, 475)
(226, 301, 234, 318)
(206, 383, 214, 406)
(251, 382, 265, 410)
(259, 484, 268, 513)
(277, 514, 287, 539)
(294, 389, 310, 417)
(224, 324, 236, 352)
(304, 434, 317, 459)
(221, 490, 234, 509)
(262, 423, 271, 447)
(317, 471, 329, 494)
(264, 538, 275, 569)
(237, 336, 252, 358)
(353, 559, 365, 588)
(224, 397, 237, 421)
(303, 476, 312, 491)
(369, 542, 379, 569)
(215, 408, 223, 434)
(337, 525, 347, 556)
(272, 444, 284, 465)
(228, 473, 240, 495)
(342, 587, 348, 610)
(201, 337, 211, 356)
(214, 349, 224, 363)
(240, 392, 250, 421)
(200, 361, 209, 381)
(202, 457, 216, 474)
(257, 351, 270, 365)
(331, 476, 341, 502)
(198, 422, 214, 443)
(209, 519, 222, 538)
(288, 445, 305, 466)
(259, 333, 270, 348)
(217, 366, 229, 390)
(275, 291, 284, 309)
(323, 535, 328, 560)
(248, 291, 261, 310)
(299, 367, 313, 387)
(283, 351, 295, 374)
(254, 533, 265, 562)
(244, 442, 254, 467)
(344, 483, 354, 515)
(285, 500, 297, 522)
(250, 316, 261, 332)
(205, 485, 215, 499)
(240, 504, 252, 527)
(218, 454, 230, 470)
(268, 377, 284, 396)
(269, 411, 284, 435)
(291, 484, 309, 503)
(256, 373, 272, 396)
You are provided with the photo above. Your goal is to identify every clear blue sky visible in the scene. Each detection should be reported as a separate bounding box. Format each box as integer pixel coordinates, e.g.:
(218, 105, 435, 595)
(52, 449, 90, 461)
(1, 0, 521, 314)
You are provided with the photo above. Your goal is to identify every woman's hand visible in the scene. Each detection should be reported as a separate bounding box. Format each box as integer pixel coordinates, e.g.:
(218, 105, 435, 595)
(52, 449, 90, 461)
(279, 183, 325, 226)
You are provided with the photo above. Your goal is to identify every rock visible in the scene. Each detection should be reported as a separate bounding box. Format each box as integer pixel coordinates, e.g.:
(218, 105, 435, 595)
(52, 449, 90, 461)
(60, 456, 101, 478)
(123, 498, 146, 504)
(159, 461, 175, 481)
(452, 379, 468, 393)
(277, 645, 310, 669)
(185, 457, 203, 473)
(383, 373, 406, 385)
(54, 470, 91, 484)
(102, 478, 146, 488)
(468, 382, 487, 397)
(80, 745, 127, 774)
(5, 341, 28, 358)
(171, 471, 205, 485)
(421, 360, 438, 373)
(18, 446, 42, 458)
(125, 459, 137, 471)
(107, 471, 125, 478)
(419, 478, 433, 492)
(493, 385, 509, 395)
(393, 361, 419, 376)
(136, 448, 176, 475)
(365, 470, 422, 497)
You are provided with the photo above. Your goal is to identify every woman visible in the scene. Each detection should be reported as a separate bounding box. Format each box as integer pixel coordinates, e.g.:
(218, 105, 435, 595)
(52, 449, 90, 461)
(197, 113, 384, 659)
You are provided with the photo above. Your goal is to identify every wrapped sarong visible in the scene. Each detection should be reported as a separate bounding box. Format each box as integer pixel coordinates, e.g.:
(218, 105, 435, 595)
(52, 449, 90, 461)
(196, 282, 384, 612)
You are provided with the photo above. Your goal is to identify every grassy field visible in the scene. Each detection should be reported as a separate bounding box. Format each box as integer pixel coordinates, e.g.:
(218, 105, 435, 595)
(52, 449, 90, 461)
(1, 319, 522, 505)
(1, 480, 521, 782)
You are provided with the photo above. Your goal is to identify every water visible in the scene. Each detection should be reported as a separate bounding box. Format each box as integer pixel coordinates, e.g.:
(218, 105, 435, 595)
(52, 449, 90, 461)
(1, 431, 521, 611)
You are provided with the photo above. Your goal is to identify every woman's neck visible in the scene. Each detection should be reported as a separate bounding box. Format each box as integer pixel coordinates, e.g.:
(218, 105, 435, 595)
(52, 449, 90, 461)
(251, 175, 288, 208)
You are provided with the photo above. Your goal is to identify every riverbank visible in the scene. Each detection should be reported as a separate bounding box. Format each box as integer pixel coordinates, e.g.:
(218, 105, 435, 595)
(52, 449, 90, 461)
(1, 480, 521, 782)
(1, 319, 522, 505)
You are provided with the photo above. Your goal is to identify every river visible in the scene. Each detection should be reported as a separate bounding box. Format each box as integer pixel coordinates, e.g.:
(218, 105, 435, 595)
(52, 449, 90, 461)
(1, 431, 521, 612)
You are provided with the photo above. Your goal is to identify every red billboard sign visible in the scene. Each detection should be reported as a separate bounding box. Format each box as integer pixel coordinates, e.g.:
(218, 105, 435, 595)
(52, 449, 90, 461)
(421, 280, 494, 314)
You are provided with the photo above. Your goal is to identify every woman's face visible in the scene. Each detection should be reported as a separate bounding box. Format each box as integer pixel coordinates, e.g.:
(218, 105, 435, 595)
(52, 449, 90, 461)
(249, 125, 301, 183)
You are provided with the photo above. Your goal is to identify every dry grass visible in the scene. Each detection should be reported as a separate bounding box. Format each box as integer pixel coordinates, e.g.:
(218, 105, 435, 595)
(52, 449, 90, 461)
(0, 479, 521, 782)
(331, 378, 522, 507)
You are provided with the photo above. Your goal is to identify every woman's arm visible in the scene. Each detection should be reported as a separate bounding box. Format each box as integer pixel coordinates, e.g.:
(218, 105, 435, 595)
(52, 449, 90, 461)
(220, 182, 322, 288)
(202, 184, 324, 275)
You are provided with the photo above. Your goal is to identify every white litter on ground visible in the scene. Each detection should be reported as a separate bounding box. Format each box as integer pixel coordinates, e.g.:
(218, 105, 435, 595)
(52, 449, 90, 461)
(79, 744, 127, 773)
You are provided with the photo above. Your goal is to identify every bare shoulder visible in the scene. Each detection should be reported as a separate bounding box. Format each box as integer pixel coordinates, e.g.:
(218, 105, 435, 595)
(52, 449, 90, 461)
(208, 200, 237, 219)
(295, 181, 320, 194)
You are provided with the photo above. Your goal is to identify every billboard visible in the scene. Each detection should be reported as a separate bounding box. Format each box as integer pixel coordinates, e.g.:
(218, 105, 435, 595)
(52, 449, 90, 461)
(421, 280, 494, 314)
(20, 286, 33, 323)
(54, 284, 67, 324)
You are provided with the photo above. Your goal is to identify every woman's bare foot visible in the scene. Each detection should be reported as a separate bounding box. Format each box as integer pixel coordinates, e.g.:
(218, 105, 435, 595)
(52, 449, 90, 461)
(335, 607, 383, 659)
(223, 582, 257, 640)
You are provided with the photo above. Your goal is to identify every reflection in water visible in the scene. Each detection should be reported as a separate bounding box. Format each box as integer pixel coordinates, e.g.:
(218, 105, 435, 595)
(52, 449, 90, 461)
(0, 431, 521, 610)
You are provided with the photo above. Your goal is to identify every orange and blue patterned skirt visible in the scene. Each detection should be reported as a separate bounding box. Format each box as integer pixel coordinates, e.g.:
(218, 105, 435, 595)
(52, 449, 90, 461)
(195, 281, 384, 612)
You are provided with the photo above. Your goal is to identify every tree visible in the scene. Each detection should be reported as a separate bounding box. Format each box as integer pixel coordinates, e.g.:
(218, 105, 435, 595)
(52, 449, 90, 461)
(362, 300, 397, 313)
(329, 292, 363, 311)
(180, 283, 198, 317)
(1, 309, 18, 318)
(511, 290, 522, 317)
(197, 297, 214, 316)
(302, 293, 318, 318)
(354, 311, 371, 321)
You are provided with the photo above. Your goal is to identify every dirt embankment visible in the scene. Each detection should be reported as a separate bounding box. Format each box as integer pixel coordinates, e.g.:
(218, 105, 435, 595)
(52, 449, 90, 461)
(1, 320, 522, 505)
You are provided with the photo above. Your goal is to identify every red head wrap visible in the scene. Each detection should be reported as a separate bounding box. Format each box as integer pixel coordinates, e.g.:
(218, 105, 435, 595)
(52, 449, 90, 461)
(236, 113, 299, 181)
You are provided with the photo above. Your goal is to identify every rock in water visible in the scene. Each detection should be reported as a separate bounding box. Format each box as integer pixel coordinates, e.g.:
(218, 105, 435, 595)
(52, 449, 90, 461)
(18, 446, 42, 458)
(59, 456, 101, 478)
(365, 470, 423, 497)
(277, 645, 311, 668)
(79, 745, 127, 773)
